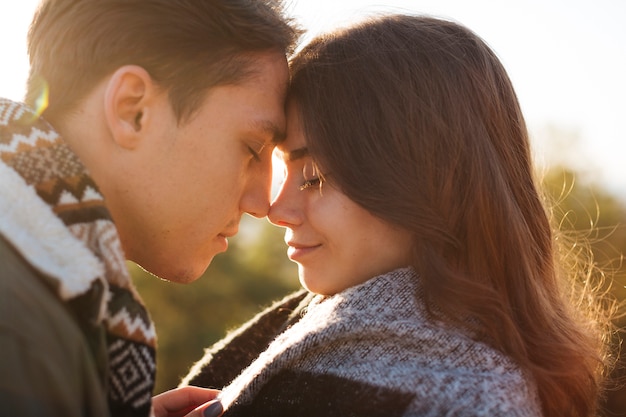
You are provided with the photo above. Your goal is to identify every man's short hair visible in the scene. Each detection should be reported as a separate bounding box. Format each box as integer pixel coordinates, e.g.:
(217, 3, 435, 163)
(26, 0, 301, 124)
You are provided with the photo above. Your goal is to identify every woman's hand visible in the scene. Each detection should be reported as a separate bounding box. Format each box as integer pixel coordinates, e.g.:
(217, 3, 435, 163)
(152, 386, 223, 417)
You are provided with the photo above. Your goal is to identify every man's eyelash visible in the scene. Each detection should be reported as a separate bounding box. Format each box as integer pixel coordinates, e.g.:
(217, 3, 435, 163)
(247, 146, 261, 162)
(299, 178, 321, 191)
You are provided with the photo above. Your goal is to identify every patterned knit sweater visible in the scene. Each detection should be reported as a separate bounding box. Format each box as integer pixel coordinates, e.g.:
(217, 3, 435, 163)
(183, 268, 542, 417)
(0, 98, 156, 417)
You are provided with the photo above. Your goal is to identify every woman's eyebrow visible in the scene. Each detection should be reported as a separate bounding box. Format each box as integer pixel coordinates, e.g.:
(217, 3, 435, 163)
(287, 147, 309, 161)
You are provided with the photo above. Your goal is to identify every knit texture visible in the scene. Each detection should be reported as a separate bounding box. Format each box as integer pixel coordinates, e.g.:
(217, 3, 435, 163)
(0, 98, 156, 417)
(184, 268, 542, 417)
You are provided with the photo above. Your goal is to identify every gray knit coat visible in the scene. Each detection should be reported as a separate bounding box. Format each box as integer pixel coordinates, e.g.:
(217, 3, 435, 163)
(183, 267, 542, 416)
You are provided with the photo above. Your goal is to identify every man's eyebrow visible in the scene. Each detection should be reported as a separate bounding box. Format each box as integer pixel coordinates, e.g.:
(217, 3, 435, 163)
(286, 147, 309, 161)
(251, 120, 286, 144)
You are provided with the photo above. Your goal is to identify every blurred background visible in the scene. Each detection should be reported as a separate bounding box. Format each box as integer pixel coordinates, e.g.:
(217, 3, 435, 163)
(1, 0, 625, 415)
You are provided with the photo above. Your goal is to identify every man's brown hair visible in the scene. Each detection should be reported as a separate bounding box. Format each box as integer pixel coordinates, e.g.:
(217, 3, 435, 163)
(27, 0, 301, 124)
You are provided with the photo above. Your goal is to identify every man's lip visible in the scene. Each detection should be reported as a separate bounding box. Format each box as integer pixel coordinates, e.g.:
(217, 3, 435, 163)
(219, 230, 238, 238)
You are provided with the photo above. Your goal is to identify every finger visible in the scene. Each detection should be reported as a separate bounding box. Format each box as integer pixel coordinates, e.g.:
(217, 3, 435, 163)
(184, 400, 224, 417)
(153, 386, 221, 417)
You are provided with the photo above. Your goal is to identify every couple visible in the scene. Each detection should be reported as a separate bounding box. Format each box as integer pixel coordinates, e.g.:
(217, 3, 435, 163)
(0, 1, 611, 417)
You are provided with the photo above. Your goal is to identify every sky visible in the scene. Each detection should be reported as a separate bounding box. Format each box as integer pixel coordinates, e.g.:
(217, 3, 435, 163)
(1, 0, 624, 198)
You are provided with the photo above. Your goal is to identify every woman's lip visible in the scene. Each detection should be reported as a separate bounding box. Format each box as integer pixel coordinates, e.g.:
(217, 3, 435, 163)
(287, 244, 321, 261)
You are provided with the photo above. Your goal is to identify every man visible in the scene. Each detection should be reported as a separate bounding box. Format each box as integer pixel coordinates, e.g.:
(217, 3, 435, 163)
(0, 1, 300, 416)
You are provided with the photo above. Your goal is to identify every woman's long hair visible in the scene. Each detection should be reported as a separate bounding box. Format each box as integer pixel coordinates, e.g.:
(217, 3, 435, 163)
(289, 15, 613, 417)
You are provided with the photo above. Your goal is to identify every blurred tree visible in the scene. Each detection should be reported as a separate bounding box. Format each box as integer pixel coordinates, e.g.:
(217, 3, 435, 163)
(541, 167, 626, 416)
(542, 167, 626, 298)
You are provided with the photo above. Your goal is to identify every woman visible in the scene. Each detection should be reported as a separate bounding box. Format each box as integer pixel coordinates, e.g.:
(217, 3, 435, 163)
(182, 15, 612, 417)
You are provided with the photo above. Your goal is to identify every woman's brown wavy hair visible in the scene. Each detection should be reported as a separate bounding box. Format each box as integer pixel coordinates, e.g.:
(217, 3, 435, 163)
(288, 14, 613, 417)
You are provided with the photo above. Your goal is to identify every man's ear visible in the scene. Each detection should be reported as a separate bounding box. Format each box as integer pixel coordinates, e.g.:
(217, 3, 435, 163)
(103, 65, 155, 149)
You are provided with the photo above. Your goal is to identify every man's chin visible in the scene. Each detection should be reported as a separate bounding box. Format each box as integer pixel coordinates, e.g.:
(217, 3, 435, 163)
(132, 257, 214, 284)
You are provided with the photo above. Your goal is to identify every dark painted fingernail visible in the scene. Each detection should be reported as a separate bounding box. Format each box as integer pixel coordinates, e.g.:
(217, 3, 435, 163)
(203, 401, 224, 417)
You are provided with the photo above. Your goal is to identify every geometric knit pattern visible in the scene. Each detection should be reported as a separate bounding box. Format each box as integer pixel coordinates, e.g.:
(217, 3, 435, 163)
(184, 268, 543, 417)
(0, 98, 156, 417)
(108, 337, 157, 417)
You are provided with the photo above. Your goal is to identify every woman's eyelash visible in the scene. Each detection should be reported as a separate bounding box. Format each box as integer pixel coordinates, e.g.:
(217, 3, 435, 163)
(299, 177, 321, 191)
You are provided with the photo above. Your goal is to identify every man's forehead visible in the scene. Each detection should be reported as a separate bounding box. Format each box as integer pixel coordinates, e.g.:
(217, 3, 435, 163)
(249, 118, 286, 144)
